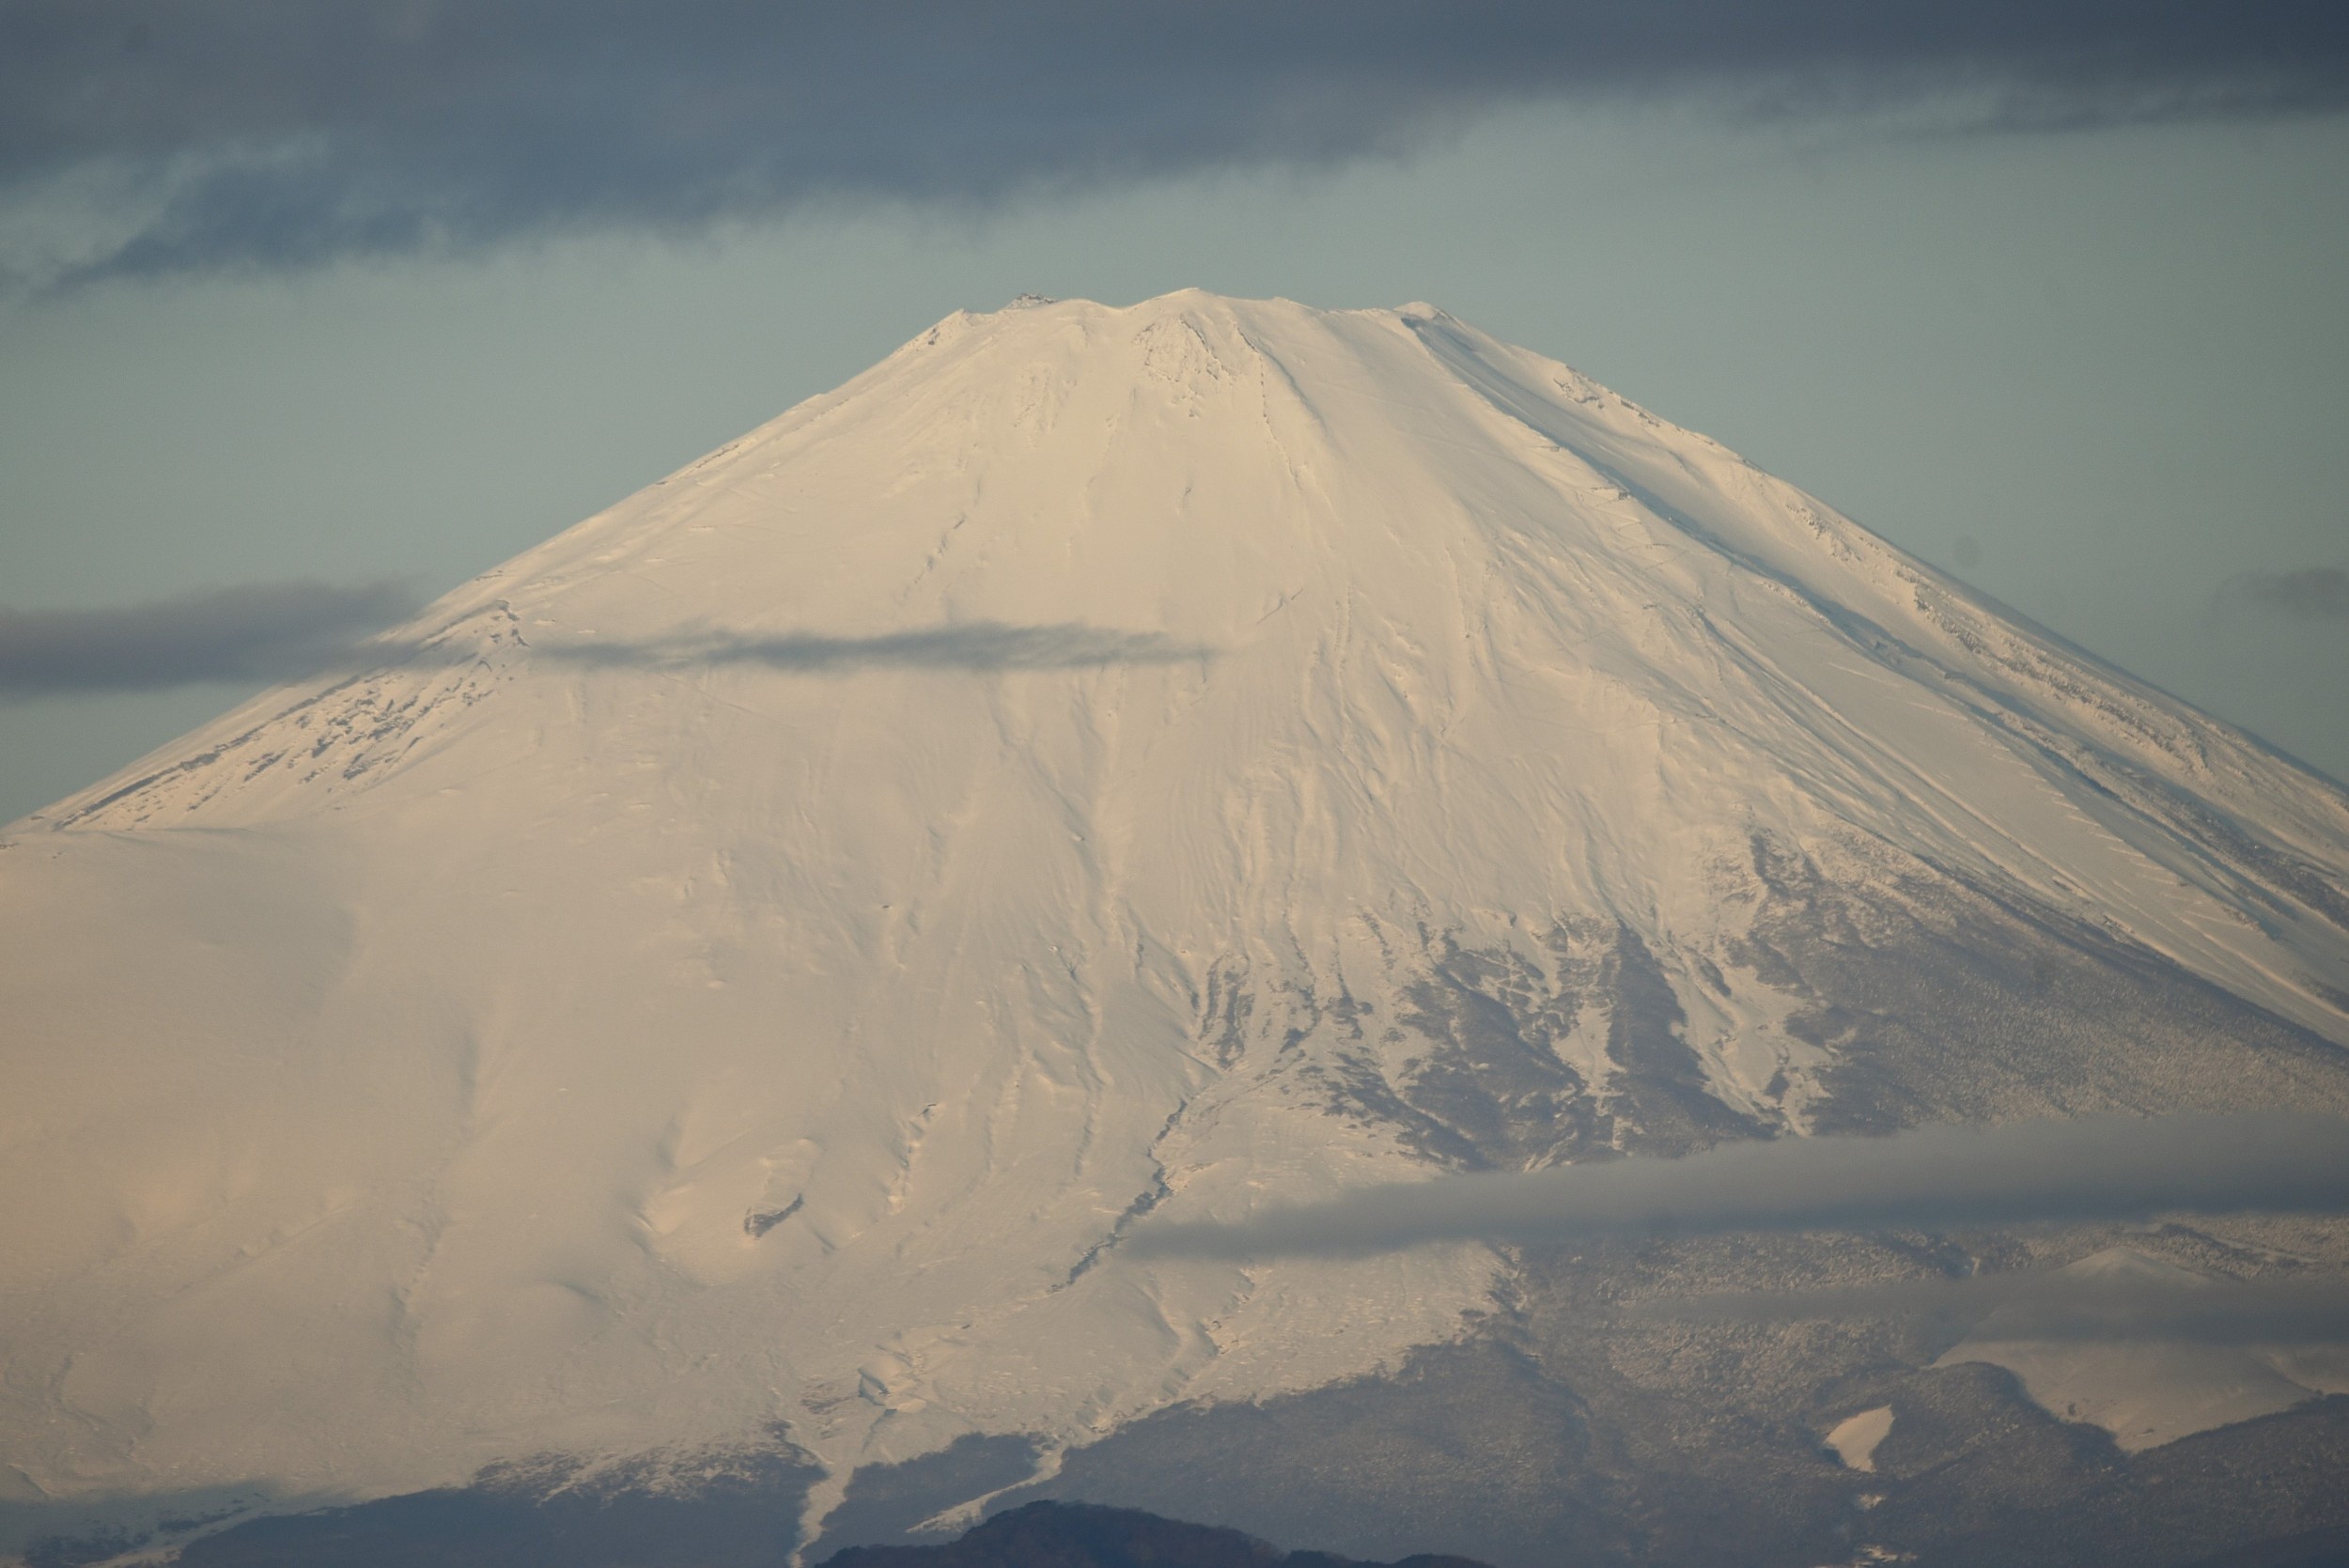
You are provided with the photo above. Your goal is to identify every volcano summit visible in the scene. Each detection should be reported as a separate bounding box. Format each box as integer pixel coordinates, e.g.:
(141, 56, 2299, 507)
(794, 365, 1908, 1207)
(4, 292, 2347, 1567)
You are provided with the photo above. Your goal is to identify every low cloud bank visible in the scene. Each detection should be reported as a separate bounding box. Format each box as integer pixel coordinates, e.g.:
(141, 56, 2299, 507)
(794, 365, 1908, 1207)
(1129, 1113, 2349, 1259)
(0, 580, 420, 695)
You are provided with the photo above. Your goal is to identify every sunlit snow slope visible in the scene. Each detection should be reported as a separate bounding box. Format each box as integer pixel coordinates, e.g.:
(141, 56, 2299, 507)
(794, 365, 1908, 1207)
(4, 292, 2346, 1530)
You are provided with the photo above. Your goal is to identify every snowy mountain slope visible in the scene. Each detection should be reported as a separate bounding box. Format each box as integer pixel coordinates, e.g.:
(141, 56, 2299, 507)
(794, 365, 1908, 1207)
(2, 291, 2346, 1559)
(1940, 1247, 2349, 1451)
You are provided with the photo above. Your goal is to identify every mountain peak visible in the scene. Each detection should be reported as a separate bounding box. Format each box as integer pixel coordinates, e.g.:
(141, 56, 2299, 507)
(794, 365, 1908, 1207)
(4, 293, 2347, 1559)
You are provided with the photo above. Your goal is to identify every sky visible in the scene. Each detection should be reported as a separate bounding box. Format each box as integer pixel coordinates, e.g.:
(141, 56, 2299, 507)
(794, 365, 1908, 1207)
(3, 4, 2347, 824)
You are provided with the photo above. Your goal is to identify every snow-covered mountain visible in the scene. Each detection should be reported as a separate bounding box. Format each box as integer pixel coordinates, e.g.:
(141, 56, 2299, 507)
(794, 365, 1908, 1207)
(4, 291, 2346, 1566)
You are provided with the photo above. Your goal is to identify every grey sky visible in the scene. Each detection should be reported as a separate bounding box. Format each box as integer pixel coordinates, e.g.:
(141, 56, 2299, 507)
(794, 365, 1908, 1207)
(2229, 567, 2349, 621)
(1128, 1114, 2349, 1260)
(1, 29, 2345, 824)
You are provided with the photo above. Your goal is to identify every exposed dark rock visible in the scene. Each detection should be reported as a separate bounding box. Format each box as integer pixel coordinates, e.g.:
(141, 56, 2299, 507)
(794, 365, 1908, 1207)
(161, 1446, 820, 1568)
(822, 1499, 1496, 1568)
(1727, 831, 2349, 1133)
(1596, 921, 1775, 1153)
(814, 1435, 1046, 1555)
(1004, 1343, 1614, 1568)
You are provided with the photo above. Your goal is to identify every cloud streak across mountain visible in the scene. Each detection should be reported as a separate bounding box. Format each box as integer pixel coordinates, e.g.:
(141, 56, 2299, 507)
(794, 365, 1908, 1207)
(0, 591, 1211, 696)
(0, 580, 421, 696)
(538, 623, 1213, 675)
(1129, 1113, 2349, 1260)
(3, 1, 2345, 283)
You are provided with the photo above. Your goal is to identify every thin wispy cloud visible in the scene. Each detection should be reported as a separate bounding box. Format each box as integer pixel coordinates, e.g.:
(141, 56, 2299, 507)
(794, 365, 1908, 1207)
(1128, 1113, 2349, 1260)
(539, 623, 1211, 675)
(0, 595, 1210, 696)
(2222, 566, 2349, 622)
(0, 580, 420, 696)
(3, 2, 2344, 284)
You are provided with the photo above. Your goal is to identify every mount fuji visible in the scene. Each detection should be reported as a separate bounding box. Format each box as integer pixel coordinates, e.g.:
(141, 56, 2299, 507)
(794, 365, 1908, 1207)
(4, 291, 2346, 1567)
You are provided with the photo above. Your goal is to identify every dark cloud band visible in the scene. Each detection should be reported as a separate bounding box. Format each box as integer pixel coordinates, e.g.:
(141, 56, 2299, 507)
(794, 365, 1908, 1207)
(1128, 1113, 2349, 1259)
(4, 2, 2345, 282)
(0, 581, 421, 695)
